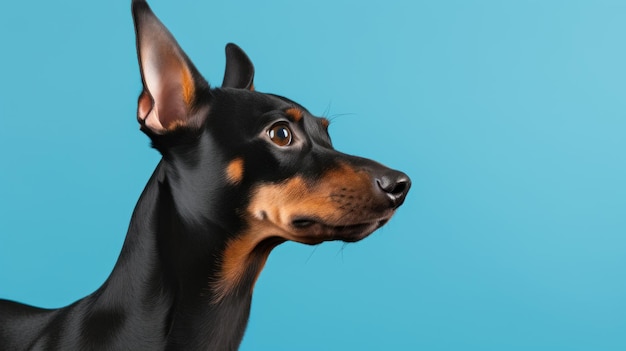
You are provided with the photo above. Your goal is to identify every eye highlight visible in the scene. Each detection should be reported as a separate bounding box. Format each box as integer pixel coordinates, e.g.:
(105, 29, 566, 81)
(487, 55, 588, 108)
(268, 122, 293, 147)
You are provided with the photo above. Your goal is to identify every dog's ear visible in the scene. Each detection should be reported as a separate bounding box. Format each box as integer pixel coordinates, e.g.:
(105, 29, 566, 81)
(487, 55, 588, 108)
(132, 0, 208, 135)
(222, 43, 255, 91)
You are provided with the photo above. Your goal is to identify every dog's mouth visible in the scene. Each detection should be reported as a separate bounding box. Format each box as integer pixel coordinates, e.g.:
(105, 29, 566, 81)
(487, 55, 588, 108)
(289, 215, 392, 244)
(245, 165, 407, 246)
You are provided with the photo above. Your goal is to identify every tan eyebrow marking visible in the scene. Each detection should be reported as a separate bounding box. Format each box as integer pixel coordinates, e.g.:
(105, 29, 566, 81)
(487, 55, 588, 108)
(285, 107, 303, 122)
(320, 118, 330, 129)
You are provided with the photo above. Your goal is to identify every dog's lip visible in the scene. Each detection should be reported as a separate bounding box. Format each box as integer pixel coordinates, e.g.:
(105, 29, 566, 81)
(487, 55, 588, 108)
(289, 215, 391, 243)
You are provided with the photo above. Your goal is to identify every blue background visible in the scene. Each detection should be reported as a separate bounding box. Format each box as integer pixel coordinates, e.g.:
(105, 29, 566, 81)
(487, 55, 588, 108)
(1, 0, 625, 350)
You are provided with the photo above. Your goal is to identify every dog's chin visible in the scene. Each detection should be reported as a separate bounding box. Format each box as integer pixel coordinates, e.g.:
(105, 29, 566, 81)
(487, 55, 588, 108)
(288, 216, 391, 245)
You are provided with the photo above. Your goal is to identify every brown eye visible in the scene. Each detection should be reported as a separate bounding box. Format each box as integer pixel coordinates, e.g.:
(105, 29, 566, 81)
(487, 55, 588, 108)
(268, 123, 292, 146)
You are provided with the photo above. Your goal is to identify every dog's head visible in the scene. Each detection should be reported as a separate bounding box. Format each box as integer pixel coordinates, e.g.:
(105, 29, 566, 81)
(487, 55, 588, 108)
(132, 0, 410, 244)
(131, 0, 410, 297)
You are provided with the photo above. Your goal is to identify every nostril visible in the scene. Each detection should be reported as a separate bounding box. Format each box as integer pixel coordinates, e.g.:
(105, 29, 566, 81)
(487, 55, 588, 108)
(390, 178, 409, 196)
(376, 172, 411, 207)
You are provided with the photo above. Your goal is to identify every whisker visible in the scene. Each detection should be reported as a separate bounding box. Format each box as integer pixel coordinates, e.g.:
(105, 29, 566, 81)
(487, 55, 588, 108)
(321, 101, 333, 118)
(304, 245, 319, 264)
(327, 112, 356, 123)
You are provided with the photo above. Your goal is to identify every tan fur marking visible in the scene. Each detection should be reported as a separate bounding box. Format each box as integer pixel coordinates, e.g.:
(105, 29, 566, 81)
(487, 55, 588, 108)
(247, 165, 377, 235)
(213, 163, 394, 302)
(226, 158, 245, 184)
(181, 66, 195, 107)
(285, 107, 303, 122)
(213, 221, 287, 303)
(321, 118, 330, 129)
(167, 119, 190, 131)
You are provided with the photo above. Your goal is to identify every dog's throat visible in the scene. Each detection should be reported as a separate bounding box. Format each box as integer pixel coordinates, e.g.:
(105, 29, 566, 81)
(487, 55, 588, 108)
(212, 227, 285, 303)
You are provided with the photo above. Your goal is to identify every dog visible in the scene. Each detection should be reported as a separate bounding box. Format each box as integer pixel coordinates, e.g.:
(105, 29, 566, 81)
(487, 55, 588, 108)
(0, 0, 410, 349)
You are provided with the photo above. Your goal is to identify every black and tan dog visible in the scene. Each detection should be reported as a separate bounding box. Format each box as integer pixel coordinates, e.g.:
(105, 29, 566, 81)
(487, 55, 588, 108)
(0, 1, 410, 349)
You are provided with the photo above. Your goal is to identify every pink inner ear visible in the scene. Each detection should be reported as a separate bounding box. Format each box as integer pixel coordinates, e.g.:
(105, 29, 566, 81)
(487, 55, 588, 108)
(138, 91, 153, 120)
(137, 91, 165, 133)
(137, 34, 195, 133)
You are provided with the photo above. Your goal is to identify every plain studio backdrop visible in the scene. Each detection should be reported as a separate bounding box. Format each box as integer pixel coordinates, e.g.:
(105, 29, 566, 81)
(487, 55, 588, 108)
(1, 1, 624, 350)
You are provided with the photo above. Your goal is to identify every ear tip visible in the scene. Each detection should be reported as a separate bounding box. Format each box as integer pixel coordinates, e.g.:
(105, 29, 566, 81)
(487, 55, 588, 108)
(222, 43, 255, 90)
(132, 0, 148, 7)
(225, 43, 243, 55)
(131, 0, 151, 19)
(224, 43, 253, 68)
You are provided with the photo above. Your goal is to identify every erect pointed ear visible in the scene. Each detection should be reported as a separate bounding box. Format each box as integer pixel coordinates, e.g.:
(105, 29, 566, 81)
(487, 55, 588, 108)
(222, 43, 255, 91)
(132, 0, 208, 135)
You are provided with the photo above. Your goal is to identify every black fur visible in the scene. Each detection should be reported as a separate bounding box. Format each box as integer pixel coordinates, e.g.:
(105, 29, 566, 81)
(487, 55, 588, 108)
(0, 1, 410, 350)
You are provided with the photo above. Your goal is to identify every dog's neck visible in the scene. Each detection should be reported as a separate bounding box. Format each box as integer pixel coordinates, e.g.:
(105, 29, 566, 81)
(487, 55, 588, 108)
(95, 161, 254, 350)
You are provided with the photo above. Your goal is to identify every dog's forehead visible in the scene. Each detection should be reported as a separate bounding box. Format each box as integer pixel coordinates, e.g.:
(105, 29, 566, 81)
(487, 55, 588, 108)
(214, 88, 292, 112)
(210, 88, 330, 145)
(262, 93, 310, 116)
(214, 88, 318, 120)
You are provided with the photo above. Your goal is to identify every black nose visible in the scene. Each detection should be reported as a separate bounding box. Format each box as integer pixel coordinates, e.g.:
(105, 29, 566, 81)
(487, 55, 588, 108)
(376, 171, 411, 208)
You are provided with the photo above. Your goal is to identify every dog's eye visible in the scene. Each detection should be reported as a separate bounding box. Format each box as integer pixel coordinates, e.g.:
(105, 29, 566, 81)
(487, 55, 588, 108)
(268, 123, 292, 147)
